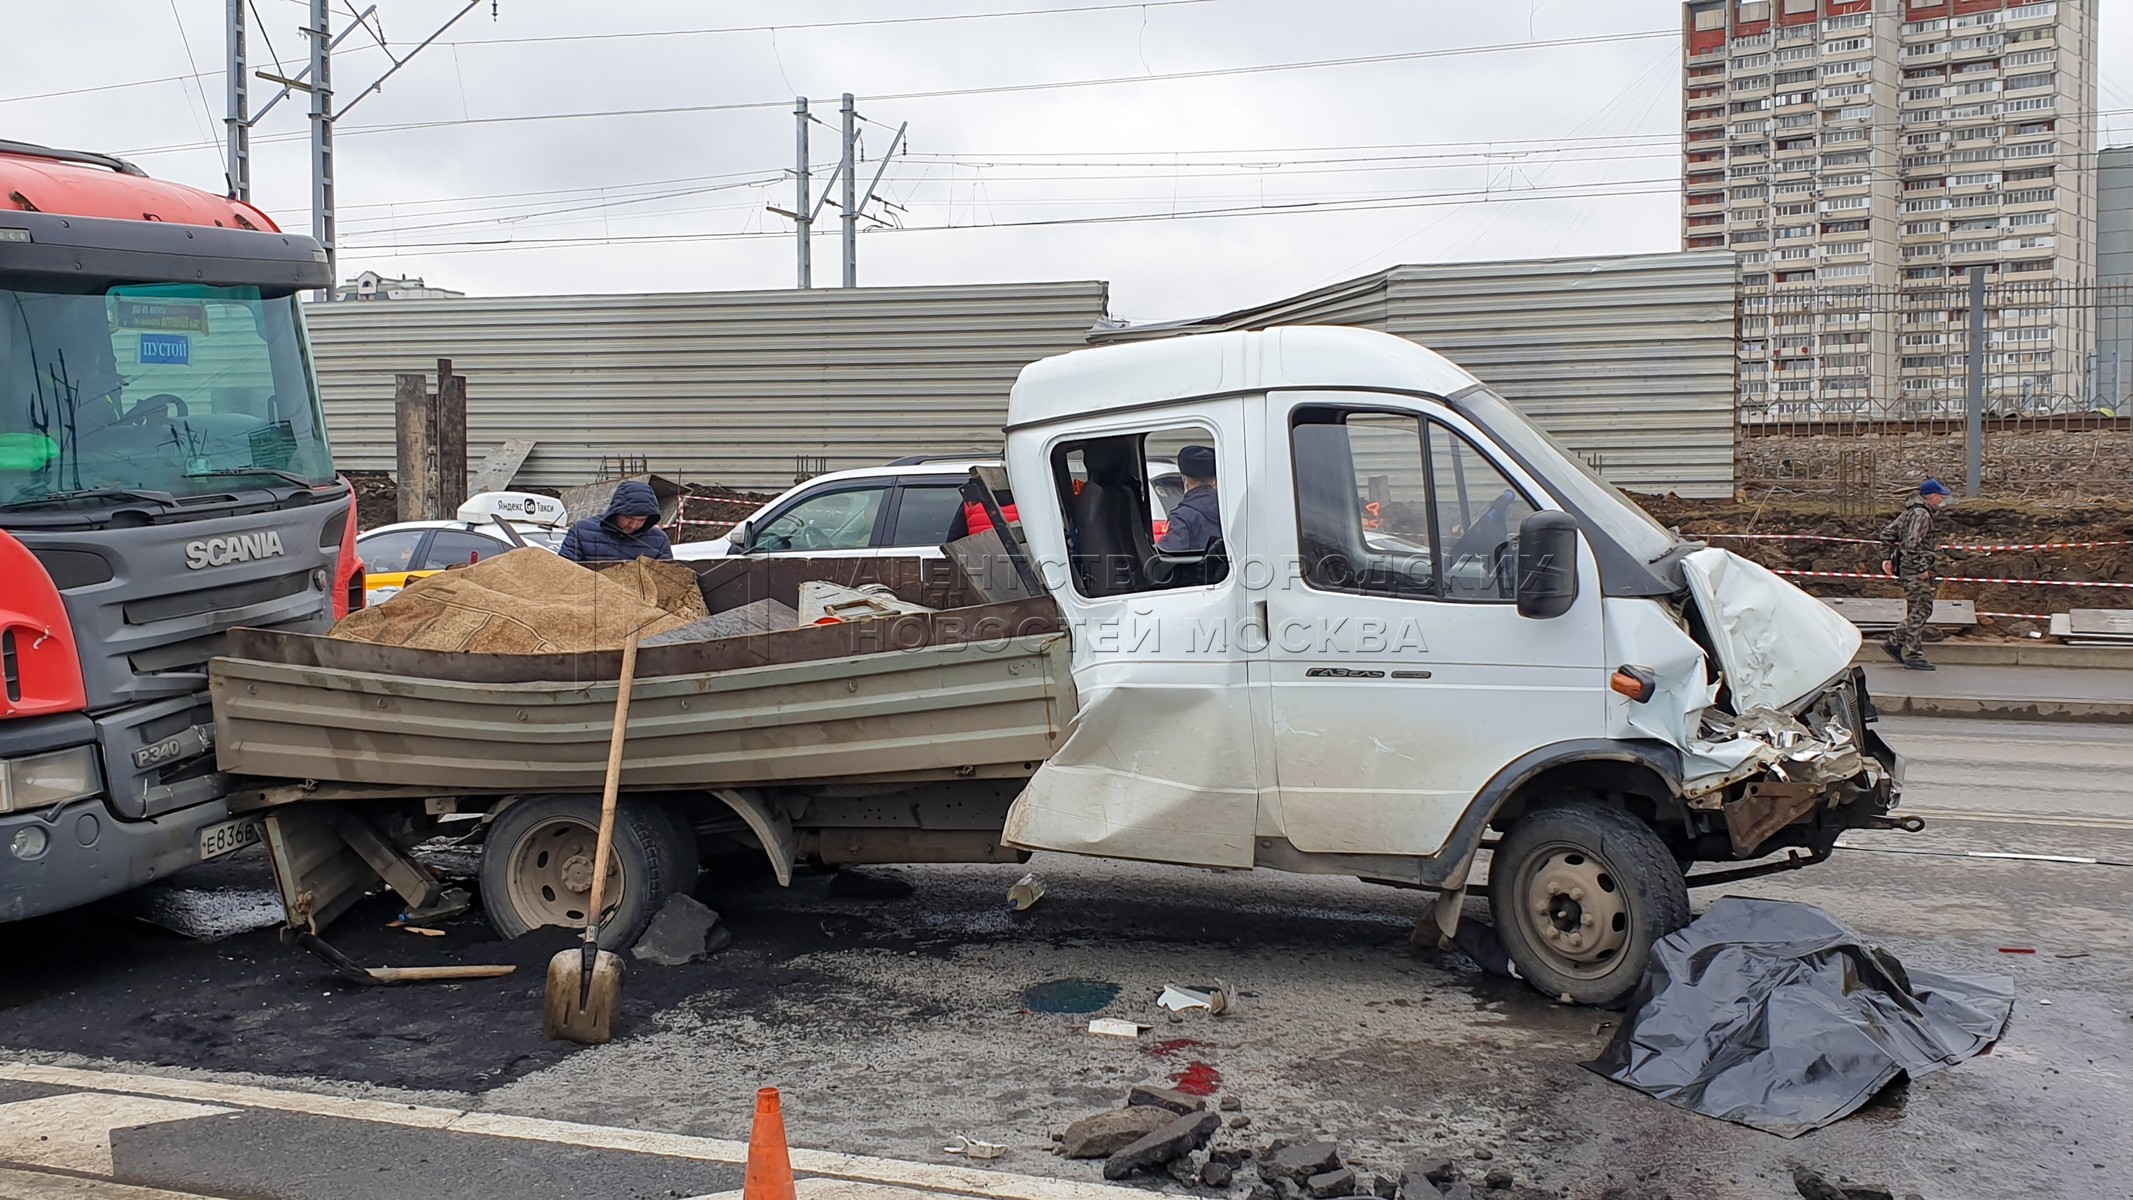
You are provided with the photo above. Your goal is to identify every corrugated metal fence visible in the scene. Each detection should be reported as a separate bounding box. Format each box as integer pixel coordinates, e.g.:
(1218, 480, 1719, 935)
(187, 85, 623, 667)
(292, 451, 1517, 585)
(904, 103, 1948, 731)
(302, 281, 1111, 489)
(1093, 252, 1740, 499)
(305, 256, 1737, 498)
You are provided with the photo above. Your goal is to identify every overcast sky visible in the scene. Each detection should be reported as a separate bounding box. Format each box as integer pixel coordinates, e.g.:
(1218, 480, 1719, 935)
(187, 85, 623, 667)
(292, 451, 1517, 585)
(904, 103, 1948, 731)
(6, 0, 2130, 322)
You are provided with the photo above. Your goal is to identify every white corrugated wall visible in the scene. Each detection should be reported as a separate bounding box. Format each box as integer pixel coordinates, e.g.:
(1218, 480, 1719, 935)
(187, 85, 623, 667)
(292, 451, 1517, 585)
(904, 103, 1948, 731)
(302, 281, 1111, 489)
(1092, 252, 1740, 498)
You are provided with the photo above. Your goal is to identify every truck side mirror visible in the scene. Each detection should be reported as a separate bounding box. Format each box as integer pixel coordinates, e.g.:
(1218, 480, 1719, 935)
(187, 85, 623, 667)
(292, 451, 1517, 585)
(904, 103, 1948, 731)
(1516, 511, 1580, 620)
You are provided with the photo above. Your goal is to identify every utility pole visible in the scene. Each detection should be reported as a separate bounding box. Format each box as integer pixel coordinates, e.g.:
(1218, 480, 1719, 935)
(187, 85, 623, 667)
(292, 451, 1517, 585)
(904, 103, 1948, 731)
(840, 93, 857, 288)
(307, 0, 335, 298)
(232, 0, 487, 298)
(224, 0, 249, 202)
(774, 93, 903, 289)
(793, 97, 811, 288)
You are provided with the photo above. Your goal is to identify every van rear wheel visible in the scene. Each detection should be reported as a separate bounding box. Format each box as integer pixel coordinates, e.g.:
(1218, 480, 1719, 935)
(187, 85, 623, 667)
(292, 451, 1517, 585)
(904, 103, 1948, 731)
(480, 794, 697, 948)
(1487, 802, 1689, 1007)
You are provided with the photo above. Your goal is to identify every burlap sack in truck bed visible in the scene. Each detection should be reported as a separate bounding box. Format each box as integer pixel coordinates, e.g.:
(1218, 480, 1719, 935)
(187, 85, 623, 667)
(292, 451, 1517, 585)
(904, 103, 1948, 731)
(329, 548, 710, 653)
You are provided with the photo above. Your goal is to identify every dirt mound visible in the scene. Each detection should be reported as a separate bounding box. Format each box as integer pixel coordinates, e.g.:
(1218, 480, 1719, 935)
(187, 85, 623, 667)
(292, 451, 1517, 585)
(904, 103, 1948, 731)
(330, 548, 708, 653)
(1635, 494, 2133, 635)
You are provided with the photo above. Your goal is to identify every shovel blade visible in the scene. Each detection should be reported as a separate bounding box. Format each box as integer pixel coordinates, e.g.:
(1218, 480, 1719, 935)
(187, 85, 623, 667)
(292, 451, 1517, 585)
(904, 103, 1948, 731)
(542, 945, 625, 1044)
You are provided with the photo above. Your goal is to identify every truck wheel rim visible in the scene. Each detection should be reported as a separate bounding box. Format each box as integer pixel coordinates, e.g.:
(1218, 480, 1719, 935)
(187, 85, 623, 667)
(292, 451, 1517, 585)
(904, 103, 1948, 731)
(505, 816, 627, 930)
(1523, 846, 1630, 976)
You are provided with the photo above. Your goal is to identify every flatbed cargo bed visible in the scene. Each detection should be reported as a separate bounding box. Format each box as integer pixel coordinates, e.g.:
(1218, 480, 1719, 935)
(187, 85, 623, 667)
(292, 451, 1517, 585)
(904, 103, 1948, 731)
(210, 556, 1075, 796)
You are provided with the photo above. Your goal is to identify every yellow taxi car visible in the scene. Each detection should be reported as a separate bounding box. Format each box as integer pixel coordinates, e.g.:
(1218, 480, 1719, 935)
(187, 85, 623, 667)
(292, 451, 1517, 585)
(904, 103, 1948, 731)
(356, 492, 567, 604)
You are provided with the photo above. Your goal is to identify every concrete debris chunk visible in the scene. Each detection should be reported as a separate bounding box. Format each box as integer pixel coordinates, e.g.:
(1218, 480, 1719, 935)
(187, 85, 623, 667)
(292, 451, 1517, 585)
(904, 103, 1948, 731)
(1128, 1084, 1208, 1115)
(1790, 1168, 1846, 1200)
(1437, 1184, 1473, 1200)
(1201, 1161, 1235, 1189)
(1305, 1167, 1356, 1198)
(629, 894, 726, 966)
(1102, 1110, 1220, 1180)
(1088, 1018, 1146, 1039)
(1482, 1168, 1513, 1190)
(1258, 1142, 1343, 1183)
(1060, 1107, 1175, 1159)
(1217, 1095, 1243, 1112)
(1369, 1174, 1398, 1199)
(1228, 1115, 1252, 1130)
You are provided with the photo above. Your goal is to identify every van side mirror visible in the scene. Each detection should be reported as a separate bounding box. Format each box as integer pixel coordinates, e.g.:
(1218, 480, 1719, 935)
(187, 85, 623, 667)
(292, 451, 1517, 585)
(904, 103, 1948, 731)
(1516, 511, 1580, 620)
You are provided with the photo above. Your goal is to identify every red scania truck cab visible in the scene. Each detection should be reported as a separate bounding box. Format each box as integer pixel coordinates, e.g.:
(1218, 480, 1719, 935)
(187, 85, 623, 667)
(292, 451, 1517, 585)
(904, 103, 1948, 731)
(1, 139, 353, 921)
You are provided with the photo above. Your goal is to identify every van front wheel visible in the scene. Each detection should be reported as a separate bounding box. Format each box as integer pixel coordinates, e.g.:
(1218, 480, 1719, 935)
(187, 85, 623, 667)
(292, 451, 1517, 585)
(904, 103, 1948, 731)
(1488, 802, 1690, 1007)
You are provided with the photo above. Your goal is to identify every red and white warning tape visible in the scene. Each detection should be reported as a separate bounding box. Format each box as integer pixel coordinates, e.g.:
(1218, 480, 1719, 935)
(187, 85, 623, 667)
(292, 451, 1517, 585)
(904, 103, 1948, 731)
(1702, 532, 2133, 552)
(1771, 568, 2133, 590)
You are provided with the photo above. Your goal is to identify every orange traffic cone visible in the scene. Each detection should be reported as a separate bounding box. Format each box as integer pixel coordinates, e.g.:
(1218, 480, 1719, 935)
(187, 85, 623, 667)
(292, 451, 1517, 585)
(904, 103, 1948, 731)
(744, 1087, 798, 1200)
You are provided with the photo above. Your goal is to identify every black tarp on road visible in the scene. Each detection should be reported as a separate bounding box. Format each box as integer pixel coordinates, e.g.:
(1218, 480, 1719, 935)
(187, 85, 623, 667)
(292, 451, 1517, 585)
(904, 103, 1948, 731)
(1586, 897, 2015, 1137)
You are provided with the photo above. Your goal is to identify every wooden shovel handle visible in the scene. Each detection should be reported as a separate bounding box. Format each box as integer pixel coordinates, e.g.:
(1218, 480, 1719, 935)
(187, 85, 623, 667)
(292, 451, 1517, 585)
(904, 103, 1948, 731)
(583, 630, 641, 938)
(367, 964, 517, 982)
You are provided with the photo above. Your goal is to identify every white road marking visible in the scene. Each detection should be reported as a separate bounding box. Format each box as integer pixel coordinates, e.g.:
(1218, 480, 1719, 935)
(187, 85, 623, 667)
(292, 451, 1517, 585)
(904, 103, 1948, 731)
(689, 1180, 961, 1200)
(0, 1166, 227, 1200)
(1898, 807, 2133, 831)
(0, 1094, 232, 1175)
(0, 1064, 1147, 1200)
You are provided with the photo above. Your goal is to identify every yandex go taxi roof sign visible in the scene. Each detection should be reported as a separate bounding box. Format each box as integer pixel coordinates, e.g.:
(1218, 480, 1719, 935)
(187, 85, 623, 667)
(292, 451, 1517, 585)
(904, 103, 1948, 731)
(456, 491, 567, 528)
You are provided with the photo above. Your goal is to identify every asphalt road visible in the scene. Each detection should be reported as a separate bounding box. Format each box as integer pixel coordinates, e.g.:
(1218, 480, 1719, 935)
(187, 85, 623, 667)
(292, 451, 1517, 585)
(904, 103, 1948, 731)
(2, 715, 2129, 1200)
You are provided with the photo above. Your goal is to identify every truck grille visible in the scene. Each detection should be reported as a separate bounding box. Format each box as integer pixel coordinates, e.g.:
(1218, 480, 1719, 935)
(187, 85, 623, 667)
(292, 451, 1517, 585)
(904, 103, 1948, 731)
(122, 569, 313, 625)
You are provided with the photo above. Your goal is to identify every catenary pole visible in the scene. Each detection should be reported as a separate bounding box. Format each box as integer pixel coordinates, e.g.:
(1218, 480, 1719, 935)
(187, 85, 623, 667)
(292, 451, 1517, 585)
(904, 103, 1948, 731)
(225, 0, 250, 202)
(795, 97, 811, 288)
(840, 93, 857, 288)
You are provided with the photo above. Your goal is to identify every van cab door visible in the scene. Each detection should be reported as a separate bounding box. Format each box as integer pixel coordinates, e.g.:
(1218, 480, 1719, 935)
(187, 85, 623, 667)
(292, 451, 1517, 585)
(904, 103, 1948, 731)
(1248, 392, 1606, 859)
(999, 401, 1262, 869)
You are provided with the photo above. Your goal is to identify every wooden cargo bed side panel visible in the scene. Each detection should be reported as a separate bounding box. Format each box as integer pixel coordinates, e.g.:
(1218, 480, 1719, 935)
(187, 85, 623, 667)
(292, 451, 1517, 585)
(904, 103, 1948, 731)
(213, 633, 1076, 792)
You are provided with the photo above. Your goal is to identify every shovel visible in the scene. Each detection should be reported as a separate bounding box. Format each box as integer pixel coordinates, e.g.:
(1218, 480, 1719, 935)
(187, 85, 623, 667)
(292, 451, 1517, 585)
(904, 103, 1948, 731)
(542, 629, 642, 1045)
(296, 932, 516, 986)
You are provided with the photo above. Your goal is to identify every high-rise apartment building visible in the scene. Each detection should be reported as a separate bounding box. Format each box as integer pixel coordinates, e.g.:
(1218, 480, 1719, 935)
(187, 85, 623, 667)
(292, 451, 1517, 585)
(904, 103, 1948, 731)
(1683, 0, 2098, 419)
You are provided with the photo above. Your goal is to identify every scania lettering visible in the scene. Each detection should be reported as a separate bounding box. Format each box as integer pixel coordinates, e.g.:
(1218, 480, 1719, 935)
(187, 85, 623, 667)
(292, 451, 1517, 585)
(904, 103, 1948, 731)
(1, 140, 354, 923)
(184, 531, 287, 570)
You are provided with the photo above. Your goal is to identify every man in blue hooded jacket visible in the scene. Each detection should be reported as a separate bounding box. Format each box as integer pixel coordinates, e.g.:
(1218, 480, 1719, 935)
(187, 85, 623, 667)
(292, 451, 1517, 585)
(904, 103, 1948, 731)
(558, 480, 673, 563)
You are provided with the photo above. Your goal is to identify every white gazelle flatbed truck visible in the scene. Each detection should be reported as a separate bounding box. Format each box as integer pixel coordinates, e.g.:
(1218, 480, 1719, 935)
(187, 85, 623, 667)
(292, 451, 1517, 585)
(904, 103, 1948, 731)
(211, 327, 1908, 1005)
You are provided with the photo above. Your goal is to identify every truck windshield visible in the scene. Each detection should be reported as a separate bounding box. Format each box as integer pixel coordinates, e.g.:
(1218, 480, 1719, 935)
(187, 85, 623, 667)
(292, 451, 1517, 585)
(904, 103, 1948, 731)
(0, 282, 333, 507)
(1454, 386, 1680, 564)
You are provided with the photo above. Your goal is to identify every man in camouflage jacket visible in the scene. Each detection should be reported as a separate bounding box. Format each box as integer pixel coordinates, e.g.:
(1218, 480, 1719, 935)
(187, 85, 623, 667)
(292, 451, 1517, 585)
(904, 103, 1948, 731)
(1877, 478, 1954, 670)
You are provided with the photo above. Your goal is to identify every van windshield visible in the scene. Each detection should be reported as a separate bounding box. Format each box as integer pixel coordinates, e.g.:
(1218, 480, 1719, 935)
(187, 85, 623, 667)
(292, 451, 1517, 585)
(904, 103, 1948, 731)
(0, 282, 334, 508)
(1452, 386, 1679, 564)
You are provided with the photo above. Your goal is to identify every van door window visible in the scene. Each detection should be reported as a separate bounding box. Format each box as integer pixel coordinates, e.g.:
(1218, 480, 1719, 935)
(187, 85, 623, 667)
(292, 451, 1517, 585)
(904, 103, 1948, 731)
(751, 485, 889, 551)
(1051, 425, 1226, 598)
(1291, 406, 1534, 602)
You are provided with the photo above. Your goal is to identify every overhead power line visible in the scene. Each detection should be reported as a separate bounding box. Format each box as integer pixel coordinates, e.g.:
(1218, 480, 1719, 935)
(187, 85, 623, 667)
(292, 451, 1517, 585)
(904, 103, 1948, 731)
(0, 0, 1220, 108)
(436, 0, 1221, 46)
(114, 27, 1678, 154)
(336, 176, 1683, 256)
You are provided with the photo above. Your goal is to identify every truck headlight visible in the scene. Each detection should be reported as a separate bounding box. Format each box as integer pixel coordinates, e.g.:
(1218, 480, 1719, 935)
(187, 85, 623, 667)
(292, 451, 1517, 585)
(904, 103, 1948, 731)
(0, 745, 102, 814)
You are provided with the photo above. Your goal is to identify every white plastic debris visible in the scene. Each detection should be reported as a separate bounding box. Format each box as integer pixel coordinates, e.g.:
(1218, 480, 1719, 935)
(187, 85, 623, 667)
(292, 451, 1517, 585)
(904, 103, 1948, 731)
(1088, 1017, 1147, 1039)
(1156, 981, 1234, 1015)
(945, 1136, 1007, 1160)
(1007, 871, 1047, 912)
